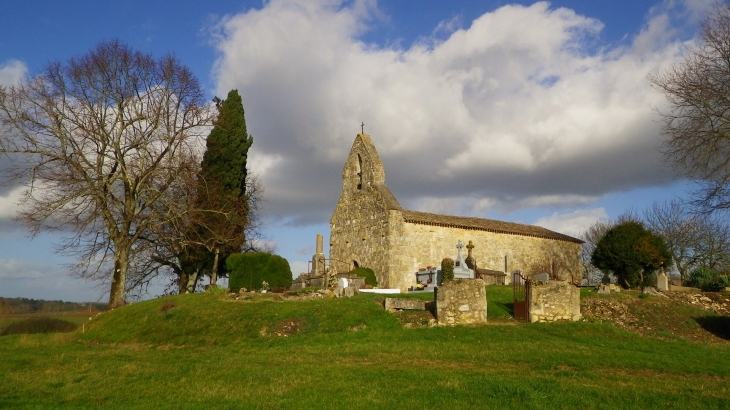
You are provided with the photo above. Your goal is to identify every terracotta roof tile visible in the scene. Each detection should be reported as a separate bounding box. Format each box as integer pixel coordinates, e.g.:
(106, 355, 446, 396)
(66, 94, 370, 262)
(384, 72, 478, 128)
(401, 210, 583, 244)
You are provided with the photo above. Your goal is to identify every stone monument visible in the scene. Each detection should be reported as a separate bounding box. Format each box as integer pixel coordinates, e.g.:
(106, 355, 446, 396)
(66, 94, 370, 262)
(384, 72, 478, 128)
(311, 234, 326, 276)
(656, 271, 669, 292)
(453, 240, 475, 279)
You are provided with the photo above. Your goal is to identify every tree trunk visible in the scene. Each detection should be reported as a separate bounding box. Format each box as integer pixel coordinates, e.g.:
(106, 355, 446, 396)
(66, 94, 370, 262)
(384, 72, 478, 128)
(108, 248, 129, 309)
(178, 271, 190, 295)
(210, 247, 220, 287)
(186, 268, 200, 293)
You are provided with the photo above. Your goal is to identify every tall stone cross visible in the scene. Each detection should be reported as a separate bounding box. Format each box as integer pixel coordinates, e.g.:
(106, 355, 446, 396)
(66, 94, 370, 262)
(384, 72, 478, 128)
(456, 240, 464, 261)
(466, 240, 474, 258)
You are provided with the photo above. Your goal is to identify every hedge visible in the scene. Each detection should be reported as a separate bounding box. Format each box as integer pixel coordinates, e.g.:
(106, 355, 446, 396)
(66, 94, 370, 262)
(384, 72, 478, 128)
(227, 252, 293, 292)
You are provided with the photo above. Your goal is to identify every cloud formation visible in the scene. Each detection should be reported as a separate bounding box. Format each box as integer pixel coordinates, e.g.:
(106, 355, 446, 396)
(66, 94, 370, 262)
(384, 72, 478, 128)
(0, 60, 26, 86)
(534, 207, 609, 238)
(209, 0, 700, 226)
(207, 0, 702, 226)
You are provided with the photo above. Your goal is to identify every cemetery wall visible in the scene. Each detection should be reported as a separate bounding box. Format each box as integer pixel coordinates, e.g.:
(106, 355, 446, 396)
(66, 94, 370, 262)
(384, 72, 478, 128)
(528, 280, 582, 323)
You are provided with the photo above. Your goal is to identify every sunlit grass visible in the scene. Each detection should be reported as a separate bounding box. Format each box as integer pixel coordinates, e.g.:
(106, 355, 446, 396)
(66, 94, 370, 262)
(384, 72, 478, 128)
(0, 290, 728, 409)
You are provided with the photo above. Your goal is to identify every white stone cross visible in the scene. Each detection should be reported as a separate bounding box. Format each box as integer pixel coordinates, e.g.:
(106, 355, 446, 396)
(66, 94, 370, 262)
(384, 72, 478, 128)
(456, 240, 464, 261)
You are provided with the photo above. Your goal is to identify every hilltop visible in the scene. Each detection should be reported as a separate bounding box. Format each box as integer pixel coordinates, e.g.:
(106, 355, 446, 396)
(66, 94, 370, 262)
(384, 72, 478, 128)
(1, 287, 728, 409)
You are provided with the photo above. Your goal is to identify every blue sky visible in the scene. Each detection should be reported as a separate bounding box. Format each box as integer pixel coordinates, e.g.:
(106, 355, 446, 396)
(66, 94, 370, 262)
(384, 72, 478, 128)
(0, 0, 711, 302)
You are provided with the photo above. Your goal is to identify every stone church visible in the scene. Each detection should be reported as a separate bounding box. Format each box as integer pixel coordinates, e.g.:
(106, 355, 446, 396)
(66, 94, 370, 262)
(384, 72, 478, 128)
(329, 133, 583, 291)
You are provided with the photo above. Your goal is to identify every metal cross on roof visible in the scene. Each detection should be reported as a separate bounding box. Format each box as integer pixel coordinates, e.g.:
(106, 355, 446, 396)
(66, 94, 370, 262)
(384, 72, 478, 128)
(361, 122, 364, 134)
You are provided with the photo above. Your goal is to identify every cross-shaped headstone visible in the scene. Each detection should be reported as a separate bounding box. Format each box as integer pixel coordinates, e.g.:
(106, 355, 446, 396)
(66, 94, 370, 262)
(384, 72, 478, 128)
(456, 240, 464, 261)
(466, 240, 474, 258)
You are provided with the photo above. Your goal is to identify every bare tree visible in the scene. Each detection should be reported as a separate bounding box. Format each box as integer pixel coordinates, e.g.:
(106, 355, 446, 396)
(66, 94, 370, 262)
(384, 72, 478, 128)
(581, 220, 614, 284)
(651, 1, 730, 212)
(0, 41, 212, 308)
(643, 199, 730, 282)
(528, 257, 568, 281)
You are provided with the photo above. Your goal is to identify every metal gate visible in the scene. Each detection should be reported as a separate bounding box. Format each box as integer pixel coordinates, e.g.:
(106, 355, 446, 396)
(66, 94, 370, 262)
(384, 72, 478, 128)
(513, 271, 531, 321)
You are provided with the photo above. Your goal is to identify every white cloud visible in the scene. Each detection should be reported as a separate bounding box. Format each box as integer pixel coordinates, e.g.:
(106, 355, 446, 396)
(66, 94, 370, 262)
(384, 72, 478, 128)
(0, 185, 23, 221)
(533, 208, 609, 238)
(0, 257, 105, 301)
(289, 260, 309, 276)
(0, 258, 48, 280)
(210, 0, 707, 223)
(0, 60, 27, 86)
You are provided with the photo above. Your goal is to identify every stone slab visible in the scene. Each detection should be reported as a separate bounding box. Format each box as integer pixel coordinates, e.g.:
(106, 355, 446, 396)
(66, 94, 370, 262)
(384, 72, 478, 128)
(384, 298, 428, 311)
(359, 288, 401, 294)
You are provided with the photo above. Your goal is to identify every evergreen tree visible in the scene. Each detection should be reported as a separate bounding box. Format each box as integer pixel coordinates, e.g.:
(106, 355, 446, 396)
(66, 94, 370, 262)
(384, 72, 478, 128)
(194, 90, 253, 287)
(591, 221, 672, 289)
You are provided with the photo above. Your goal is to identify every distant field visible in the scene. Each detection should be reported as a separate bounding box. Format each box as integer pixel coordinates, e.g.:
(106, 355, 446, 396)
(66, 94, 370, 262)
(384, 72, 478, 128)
(0, 288, 728, 409)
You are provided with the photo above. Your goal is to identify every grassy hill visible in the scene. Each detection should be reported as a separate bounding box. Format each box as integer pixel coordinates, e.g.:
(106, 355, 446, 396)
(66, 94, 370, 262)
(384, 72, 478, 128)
(1, 287, 729, 409)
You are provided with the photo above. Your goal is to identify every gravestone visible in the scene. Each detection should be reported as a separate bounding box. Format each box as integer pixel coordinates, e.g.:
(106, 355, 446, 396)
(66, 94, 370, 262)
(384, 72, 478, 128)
(533, 273, 549, 282)
(453, 240, 475, 279)
(656, 271, 669, 291)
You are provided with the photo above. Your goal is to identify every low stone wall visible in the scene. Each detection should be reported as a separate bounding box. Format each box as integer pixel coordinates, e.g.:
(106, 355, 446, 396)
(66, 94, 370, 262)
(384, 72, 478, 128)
(528, 280, 581, 323)
(434, 279, 487, 326)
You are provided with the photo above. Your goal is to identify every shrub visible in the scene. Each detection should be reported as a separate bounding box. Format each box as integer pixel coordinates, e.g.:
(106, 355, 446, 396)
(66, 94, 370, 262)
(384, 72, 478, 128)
(441, 258, 454, 283)
(688, 267, 730, 291)
(350, 267, 377, 287)
(227, 252, 293, 292)
(1, 318, 77, 336)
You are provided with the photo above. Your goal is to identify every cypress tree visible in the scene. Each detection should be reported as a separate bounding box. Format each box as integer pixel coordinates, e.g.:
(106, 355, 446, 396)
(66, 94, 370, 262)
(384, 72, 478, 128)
(196, 89, 253, 287)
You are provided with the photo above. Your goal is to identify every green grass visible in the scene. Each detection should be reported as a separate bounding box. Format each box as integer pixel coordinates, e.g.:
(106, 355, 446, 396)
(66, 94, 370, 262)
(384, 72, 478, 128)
(0, 289, 728, 409)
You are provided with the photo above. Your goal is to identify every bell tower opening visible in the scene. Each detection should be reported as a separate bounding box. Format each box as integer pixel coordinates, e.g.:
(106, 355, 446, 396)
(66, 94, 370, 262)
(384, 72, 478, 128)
(356, 154, 363, 190)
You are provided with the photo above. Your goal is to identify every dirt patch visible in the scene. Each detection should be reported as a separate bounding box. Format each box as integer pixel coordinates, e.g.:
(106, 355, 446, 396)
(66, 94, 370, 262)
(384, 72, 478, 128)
(393, 310, 437, 328)
(260, 318, 308, 337)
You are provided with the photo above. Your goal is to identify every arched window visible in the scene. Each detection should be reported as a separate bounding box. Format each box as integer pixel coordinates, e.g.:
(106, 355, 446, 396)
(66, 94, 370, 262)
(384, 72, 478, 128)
(356, 154, 363, 190)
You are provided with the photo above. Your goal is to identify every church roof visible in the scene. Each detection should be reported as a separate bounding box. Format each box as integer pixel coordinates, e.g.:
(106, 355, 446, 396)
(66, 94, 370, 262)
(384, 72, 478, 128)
(401, 210, 584, 244)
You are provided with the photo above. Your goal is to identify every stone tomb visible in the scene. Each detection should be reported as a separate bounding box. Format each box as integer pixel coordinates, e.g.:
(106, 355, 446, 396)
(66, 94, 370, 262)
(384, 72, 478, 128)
(434, 278, 487, 325)
(453, 240, 475, 279)
(411, 266, 440, 292)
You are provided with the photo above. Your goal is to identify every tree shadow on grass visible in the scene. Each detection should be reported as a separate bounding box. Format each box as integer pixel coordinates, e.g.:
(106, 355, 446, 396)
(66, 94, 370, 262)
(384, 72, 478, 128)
(695, 316, 730, 341)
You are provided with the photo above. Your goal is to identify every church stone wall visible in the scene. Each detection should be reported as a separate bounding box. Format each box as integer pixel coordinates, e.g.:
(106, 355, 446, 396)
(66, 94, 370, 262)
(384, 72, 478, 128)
(329, 134, 399, 287)
(329, 133, 583, 292)
(391, 222, 582, 290)
(329, 192, 393, 286)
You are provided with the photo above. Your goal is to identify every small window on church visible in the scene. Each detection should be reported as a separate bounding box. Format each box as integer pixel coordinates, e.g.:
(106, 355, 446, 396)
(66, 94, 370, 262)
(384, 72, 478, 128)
(353, 260, 360, 268)
(356, 154, 363, 190)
